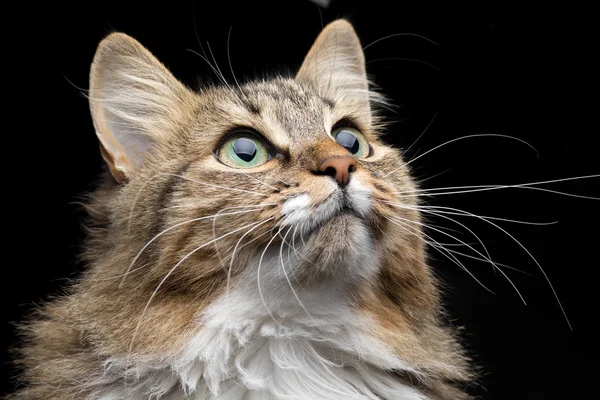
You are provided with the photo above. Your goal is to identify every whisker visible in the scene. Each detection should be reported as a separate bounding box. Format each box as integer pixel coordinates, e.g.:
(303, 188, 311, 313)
(442, 248, 533, 276)
(226, 26, 245, 97)
(161, 172, 269, 197)
(419, 206, 497, 272)
(409, 204, 573, 330)
(212, 153, 281, 192)
(386, 216, 495, 294)
(120, 205, 273, 287)
(397, 174, 600, 194)
(390, 201, 558, 226)
(383, 134, 538, 178)
(391, 214, 510, 292)
(285, 226, 303, 287)
(279, 226, 313, 320)
(257, 225, 286, 325)
(289, 224, 312, 264)
(190, 2, 228, 86)
(414, 167, 455, 185)
(212, 206, 257, 273)
(402, 109, 438, 155)
(187, 49, 229, 88)
(206, 41, 234, 94)
(126, 172, 272, 237)
(367, 57, 460, 88)
(396, 209, 526, 302)
(394, 175, 600, 200)
(227, 217, 275, 303)
(362, 32, 439, 51)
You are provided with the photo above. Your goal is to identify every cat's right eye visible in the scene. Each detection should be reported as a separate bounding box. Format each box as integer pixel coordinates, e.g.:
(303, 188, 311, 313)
(216, 132, 272, 169)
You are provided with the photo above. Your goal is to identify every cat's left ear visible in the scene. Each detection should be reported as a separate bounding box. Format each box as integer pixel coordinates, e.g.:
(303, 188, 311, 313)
(296, 19, 370, 119)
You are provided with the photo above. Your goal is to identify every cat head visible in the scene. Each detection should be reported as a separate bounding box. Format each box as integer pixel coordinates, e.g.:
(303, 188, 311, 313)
(85, 19, 441, 353)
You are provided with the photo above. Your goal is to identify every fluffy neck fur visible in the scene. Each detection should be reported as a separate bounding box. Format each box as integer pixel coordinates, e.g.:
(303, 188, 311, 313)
(95, 269, 427, 400)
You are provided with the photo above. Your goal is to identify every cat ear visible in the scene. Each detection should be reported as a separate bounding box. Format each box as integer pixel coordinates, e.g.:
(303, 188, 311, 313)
(296, 20, 370, 114)
(89, 33, 195, 182)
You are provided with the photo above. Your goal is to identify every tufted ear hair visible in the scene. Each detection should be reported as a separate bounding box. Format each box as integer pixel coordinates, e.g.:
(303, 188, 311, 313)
(89, 33, 196, 182)
(296, 19, 371, 122)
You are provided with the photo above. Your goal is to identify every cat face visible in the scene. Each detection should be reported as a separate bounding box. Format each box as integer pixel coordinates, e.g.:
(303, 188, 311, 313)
(87, 20, 427, 321)
(181, 80, 417, 287)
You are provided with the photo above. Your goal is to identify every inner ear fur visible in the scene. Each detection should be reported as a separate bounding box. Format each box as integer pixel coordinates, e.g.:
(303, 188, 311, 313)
(89, 33, 195, 182)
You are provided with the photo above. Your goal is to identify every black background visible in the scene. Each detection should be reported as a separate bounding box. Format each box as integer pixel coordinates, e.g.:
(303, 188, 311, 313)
(3, 1, 599, 398)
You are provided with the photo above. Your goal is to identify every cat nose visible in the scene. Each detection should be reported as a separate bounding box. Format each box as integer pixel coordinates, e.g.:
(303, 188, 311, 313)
(318, 156, 357, 186)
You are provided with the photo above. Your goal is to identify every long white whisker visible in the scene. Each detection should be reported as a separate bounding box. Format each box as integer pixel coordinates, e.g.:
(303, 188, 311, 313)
(279, 226, 313, 320)
(395, 210, 526, 303)
(399, 185, 600, 201)
(187, 49, 229, 88)
(257, 225, 285, 325)
(227, 217, 275, 304)
(442, 247, 533, 276)
(402, 109, 438, 155)
(366, 57, 461, 88)
(226, 26, 245, 96)
(386, 216, 495, 294)
(410, 204, 573, 330)
(419, 206, 497, 272)
(120, 205, 273, 287)
(190, 3, 228, 87)
(383, 134, 538, 178)
(212, 203, 275, 268)
(423, 207, 558, 226)
(161, 172, 269, 197)
(289, 224, 312, 264)
(206, 41, 233, 92)
(362, 32, 439, 51)
(395, 177, 600, 200)
(212, 153, 281, 192)
(393, 202, 558, 226)
(397, 174, 600, 194)
(414, 167, 455, 185)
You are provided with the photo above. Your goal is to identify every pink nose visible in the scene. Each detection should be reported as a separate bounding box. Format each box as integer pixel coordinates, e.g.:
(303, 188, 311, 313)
(318, 156, 357, 186)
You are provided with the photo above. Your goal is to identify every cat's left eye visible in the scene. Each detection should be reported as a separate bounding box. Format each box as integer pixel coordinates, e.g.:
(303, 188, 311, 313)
(331, 126, 371, 158)
(216, 133, 272, 169)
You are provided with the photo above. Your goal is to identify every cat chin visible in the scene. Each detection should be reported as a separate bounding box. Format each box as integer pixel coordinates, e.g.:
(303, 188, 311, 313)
(299, 213, 376, 277)
(252, 213, 380, 290)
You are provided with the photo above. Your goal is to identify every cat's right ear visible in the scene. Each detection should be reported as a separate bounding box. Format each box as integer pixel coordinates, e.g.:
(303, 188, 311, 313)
(89, 33, 195, 182)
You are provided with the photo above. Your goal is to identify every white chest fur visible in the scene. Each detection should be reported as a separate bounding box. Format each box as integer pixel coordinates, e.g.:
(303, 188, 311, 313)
(98, 275, 428, 400)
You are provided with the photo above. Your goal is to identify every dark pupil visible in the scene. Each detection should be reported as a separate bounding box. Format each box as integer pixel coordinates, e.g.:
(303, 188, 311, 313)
(336, 130, 359, 154)
(233, 138, 257, 162)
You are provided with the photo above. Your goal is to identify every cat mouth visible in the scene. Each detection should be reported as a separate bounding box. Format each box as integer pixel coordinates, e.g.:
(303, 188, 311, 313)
(300, 199, 366, 239)
(281, 182, 373, 238)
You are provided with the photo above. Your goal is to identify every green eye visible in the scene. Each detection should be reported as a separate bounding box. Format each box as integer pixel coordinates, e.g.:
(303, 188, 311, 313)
(217, 134, 271, 169)
(331, 126, 371, 158)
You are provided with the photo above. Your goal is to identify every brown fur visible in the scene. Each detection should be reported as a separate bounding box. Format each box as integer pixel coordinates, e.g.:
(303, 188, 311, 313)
(8, 20, 473, 399)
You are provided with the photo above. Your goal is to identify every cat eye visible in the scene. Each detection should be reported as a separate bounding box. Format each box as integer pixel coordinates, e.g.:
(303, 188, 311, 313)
(216, 132, 272, 169)
(331, 126, 371, 158)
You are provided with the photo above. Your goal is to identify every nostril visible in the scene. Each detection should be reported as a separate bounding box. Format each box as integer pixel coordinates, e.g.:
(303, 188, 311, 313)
(325, 166, 337, 177)
(317, 155, 357, 186)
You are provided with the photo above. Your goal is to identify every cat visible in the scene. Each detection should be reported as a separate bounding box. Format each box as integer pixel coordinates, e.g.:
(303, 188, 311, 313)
(8, 19, 473, 399)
